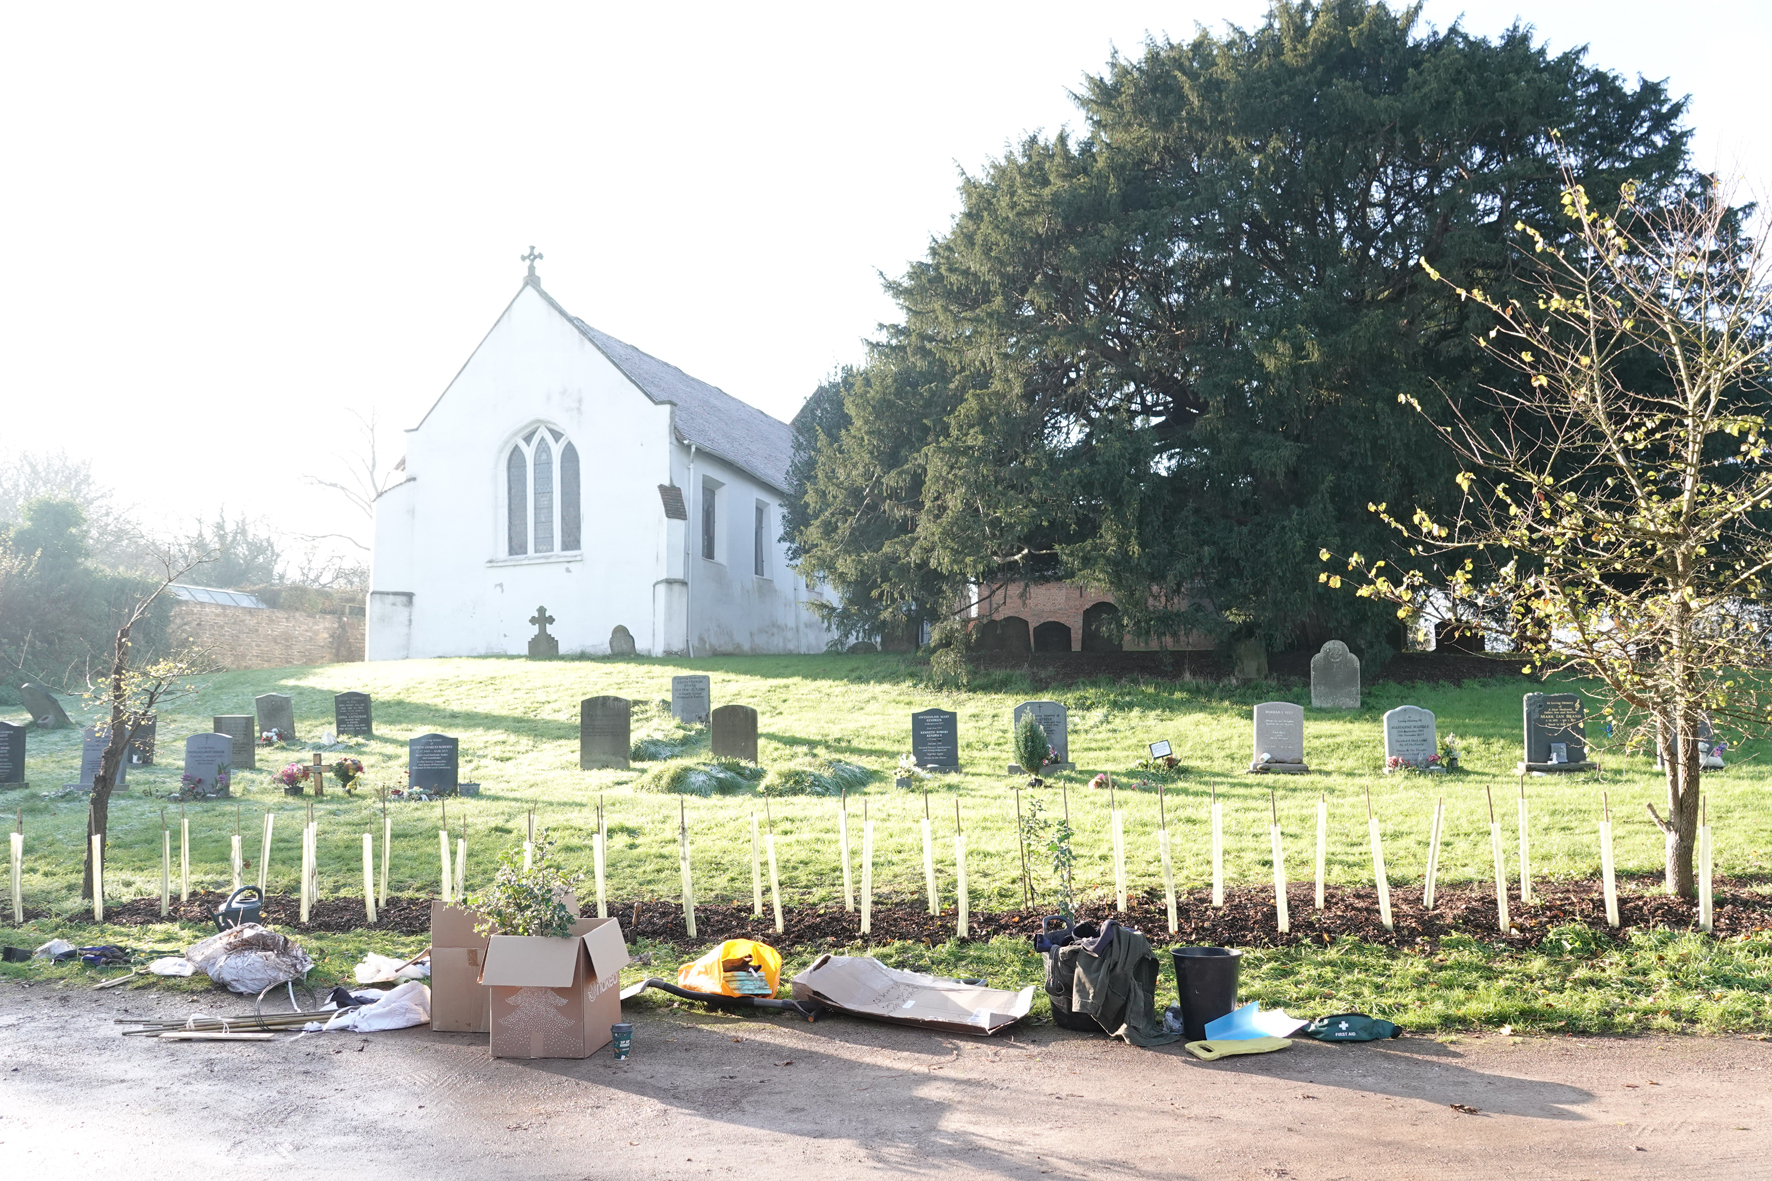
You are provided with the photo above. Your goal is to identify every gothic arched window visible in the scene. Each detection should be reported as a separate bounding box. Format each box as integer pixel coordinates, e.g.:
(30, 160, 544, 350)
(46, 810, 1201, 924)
(504, 427, 581, 557)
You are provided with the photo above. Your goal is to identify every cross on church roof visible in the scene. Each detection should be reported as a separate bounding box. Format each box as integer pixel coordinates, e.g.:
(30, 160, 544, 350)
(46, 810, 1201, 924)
(522, 246, 543, 283)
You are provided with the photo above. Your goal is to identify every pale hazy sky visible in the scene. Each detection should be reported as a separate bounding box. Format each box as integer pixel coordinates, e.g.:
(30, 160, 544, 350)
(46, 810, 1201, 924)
(2, 1, 1766, 565)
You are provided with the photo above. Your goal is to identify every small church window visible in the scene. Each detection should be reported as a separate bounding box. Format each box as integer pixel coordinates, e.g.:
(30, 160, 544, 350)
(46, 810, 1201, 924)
(560, 443, 581, 551)
(533, 437, 555, 553)
(506, 446, 528, 556)
(754, 501, 768, 577)
(702, 484, 717, 561)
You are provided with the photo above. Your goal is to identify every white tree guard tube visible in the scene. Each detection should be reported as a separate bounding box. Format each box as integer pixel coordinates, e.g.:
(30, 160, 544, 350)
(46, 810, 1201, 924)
(380, 816, 391, 910)
(9, 831, 21, 924)
(91, 834, 104, 922)
(955, 833, 969, 939)
(231, 834, 242, 892)
(1315, 797, 1327, 910)
(1489, 821, 1509, 933)
(180, 817, 190, 903)
(921, 817, 938, 915)
(1699, 822, 1714, 934)
(1111, 809, 1128, 913)
(750, 814, 764, 919)
(362, 833, 377, 924)
(1369, 816, 1392, 932)
(1210, 798, 1224, 907)
(838, 804, 854, 913)
(1599, 819, 1619, 928)
(1158, 828, 1177, 935)
(1270, 823, 1289, 934)
(438, 829, 452, 905)
(259, 813, 274, 893)
(860, 820, 875, 936)
(766, 831, 784, 934)
(1423, 800, 1444, 911)
(159, 827, 170, 918)
(1517, 790, 1533, 904)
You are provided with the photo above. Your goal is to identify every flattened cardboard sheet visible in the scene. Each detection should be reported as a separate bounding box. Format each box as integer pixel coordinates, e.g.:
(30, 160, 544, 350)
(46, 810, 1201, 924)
(790, 954, 1032, 1036)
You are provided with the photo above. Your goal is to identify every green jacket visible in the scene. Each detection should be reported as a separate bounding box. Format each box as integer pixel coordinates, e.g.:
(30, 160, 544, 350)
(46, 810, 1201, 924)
(1045, 921, 1181, 1047)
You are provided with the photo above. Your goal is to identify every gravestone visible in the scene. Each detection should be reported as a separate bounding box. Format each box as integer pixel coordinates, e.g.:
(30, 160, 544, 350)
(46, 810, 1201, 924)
(609, 625, 636, 656)
(334, 691, 373, 737)
(214, 715, 258, 771)
(1010, 700, 1073, 772)
(1309, 640, 1361, 710)
(255, 693, 297, 741)
(1657, 712, 1725, 771)
(911, 708, 960, 771)
(127, 713, 157, 764)
(0, 720, 25, 786)
(409, 733, 461, 794)
(580, 697, 631, 770)
(711, 704, 759, 763)
(671, 675, 712, 725)
(1522, 693, 1591, 771)
(1250, 702, 1308, 773)
(19, 683, 72, 729)
(182, 733, 234, 798)
(71, 726, 125, 789)
(1383, 705, 1438, 769)
(528, 606, 559, 659)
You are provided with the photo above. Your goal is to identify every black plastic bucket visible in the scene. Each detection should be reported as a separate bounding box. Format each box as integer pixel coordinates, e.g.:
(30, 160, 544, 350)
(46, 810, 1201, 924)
(1171, 946, 1241, 1041)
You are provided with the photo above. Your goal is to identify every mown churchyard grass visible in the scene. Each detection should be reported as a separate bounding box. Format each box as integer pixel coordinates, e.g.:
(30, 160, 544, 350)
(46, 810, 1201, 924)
(2, 654, 1770, 1033)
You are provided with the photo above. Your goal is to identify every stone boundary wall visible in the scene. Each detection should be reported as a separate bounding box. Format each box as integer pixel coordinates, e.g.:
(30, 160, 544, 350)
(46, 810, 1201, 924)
(170, 600, 365, 669)
(969, 581, 1212, 652)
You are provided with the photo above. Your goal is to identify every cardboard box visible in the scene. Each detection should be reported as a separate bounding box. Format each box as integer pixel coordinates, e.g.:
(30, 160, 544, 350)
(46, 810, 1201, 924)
(790, 954, 1033, 1036)
(430, 901, 494, 1033)
(478, 917, 629, 1059)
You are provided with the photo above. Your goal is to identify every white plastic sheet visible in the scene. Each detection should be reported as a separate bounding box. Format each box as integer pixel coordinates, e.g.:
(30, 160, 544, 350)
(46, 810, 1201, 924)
(321, 982, 432, 1032)
(184, 923, 314, 994)
(353, 952, 430, 984)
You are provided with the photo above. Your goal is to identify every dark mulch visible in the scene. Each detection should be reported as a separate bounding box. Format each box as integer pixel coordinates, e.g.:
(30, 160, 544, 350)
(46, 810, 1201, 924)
(22, 875, 1765, 955)
(966, 649, 1530, 688)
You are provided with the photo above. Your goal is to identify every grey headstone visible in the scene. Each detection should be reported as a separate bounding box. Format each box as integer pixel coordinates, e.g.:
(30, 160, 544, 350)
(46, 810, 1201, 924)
(255, 693, 297, 741)
(609, 625, 636, 656)
(1012, 700, 1070, 765)
(1251, 701, 1307, 771)
(1524, 693, 1587, 766)
(580, 697, 632, 770)
(182, 733, 234, 798)
(528, 605, 559, 659)
(671, 675, 711, 725)
(334, 691, 373, 737)
(126, 714, 157, 765)
(409, 733, 460, 794)
(1231, 639, 1268, 681)
(0, 720, 25, 785)
(912, 708, 960, 771)
(214, 715, 258, 771)
(1309, 640, 1361, 709)
(74, 726, 124, 788)
(1383, 705, 1437, 768)
(19, 683, 72, 729)
(711, 704, 759, 762)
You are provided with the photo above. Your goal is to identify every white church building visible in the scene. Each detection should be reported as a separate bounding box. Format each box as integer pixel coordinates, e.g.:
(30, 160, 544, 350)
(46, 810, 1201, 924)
(367, 261, 835, 659)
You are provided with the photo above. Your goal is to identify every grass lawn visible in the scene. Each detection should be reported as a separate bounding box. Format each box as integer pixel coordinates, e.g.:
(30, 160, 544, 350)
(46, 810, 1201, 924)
(3, 653, 1770, 1033)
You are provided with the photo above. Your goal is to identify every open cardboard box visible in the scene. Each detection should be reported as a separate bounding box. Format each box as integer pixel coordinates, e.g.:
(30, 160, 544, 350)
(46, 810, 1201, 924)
(430, 892, 583, 1035)
(479, 917, 630, 1059)
(790, 953, 1033, 1036)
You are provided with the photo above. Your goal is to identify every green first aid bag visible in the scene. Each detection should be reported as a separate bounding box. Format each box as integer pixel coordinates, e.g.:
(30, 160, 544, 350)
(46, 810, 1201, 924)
(1305, 1013, 1402, 1042)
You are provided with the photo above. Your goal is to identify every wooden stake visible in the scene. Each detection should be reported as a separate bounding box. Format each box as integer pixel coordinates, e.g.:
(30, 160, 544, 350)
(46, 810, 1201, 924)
(1698, 795, 1713, 934)
(258, 812, 273, 892)
(1517, 780, 1533, 905)
(1157, 785, 1176, 934)
(1599, 791, 1619, 928)
(1270, 789, 1288, 935)
(838, 792, 855, 912)
(1367, 787, 1391, 932)
(1210, 782, 1224, 908)
(765, 800, 783, 935)
(921, 791, 938, 915)
(1314, 791, 1327, 909)
(362, 833, 377, 924)
(1110, 773, 1127, 912)
(1423, 796, 1445, 911)
(954, 799, 968, 939)
(90, 831, 104, 922)
(678, 799, 696, 939)
(179, 806, 189, 903)
(1486, 785, 1509, 934)
(593, 795, 608, 919)
(860, 798, 874, 936)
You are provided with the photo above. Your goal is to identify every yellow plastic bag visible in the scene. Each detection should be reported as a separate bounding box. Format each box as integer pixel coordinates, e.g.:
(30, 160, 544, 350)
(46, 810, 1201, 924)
(676, 939, 783, 998)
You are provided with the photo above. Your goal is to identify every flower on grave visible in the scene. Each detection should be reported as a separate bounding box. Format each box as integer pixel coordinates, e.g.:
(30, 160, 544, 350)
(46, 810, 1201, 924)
(896, 753, 930, 779)
(1386, 754, 1405, 771)
(259, 728, 287, 747)
(1442, 733, 1462, 758)
(331, 757, 365, 790)
(276, 762, 311, 789)
(1090, 773, 1109, 790)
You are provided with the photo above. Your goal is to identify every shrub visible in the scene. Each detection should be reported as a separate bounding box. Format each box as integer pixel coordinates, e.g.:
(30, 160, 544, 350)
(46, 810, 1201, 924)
(1013, 716, 1053, 778)
(761, 757, 875, 797)
(466, 835, 584, 938)
(634, 757, 758, 796)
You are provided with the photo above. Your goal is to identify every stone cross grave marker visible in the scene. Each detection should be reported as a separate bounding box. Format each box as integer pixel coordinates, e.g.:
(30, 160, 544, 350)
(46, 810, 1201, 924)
(127, 714, 157, 765)
(334, 691, 373, 737)
(528, 606, 559, 659)
(1523, 693, 1589, 769)
(19, 683, 72, 729)
(711, 704, 759, 762)
(912, 708, 960, 771)
(609, 625, 636, 656)
(1383, 705, 1438, 769)
(1250, 702, 1308, 773)
(71, 726, 125, 789)
(1010, 700, 1072, 772)
(0, 720, 25, 786)
(409, 733, 461, 794)
(255, 693, 297, 742)
(671, 675, 711, 725)
(214, 715, 258, 771)
(1310, 640, 1361, 709)
(580, 697, 631, 770)
(182, 733, 234, 798)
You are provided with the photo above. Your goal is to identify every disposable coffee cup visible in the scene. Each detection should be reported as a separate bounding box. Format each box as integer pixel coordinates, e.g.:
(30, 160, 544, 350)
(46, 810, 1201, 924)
(611, 1023, 633, 1060)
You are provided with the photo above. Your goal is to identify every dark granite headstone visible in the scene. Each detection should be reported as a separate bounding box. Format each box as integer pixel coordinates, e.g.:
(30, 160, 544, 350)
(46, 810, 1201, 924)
(127, 714, 157, 764)
(182, 733, 233, 798)
(1523, 693, 1588, 768)
(214, 715, 258, 771)
(911, 708, 960, 771)
(1011, 700, 1071, 768)
(73, 726, 125, 789)
(409, 733, 460, 794)
(711, 704, 759, 763)
(334, 692, 373, 737)
(0, 720, 24, 785)
(528, 606, 559, 659)
(580, 697, 631, 770)
(19, 682, 72, 729)
(255, 693, 297, 741)
(609, 625, 636, 656)
(671, 675, 711, 724)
